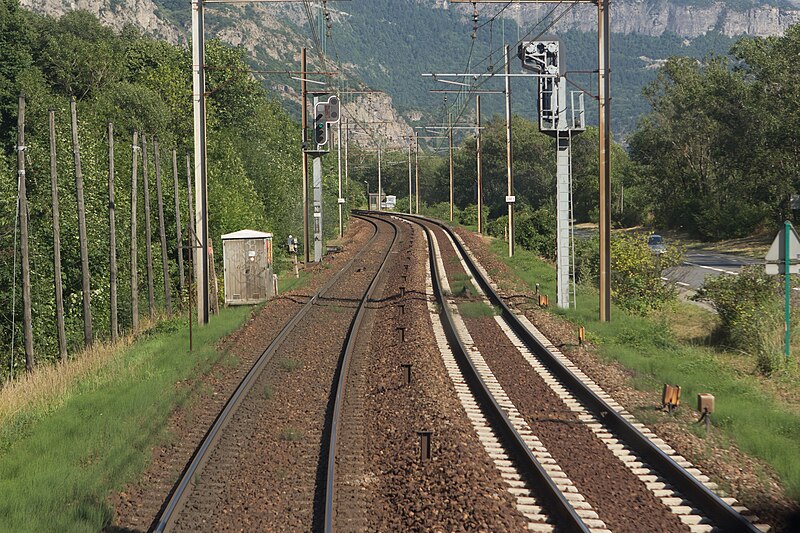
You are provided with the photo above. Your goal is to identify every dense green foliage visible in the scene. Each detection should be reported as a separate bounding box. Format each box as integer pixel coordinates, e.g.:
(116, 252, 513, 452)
(695, 266, 787, 373)
(0, 3, 337, 377)
(630, 25, 800, 238)
(609, 233, 683, 314)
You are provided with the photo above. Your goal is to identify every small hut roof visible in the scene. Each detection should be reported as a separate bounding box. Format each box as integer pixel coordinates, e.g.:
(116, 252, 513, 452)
(221, 229, 273, 241)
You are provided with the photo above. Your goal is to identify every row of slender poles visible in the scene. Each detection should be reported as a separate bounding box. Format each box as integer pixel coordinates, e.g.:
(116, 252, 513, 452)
(13, 95, 193, 376)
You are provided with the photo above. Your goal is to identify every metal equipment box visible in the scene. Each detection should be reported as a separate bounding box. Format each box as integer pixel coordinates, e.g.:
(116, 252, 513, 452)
(221, 229, 274, 305)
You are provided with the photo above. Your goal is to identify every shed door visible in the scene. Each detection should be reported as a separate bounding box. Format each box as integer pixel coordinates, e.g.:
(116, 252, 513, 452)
(244, 239, 265, 300)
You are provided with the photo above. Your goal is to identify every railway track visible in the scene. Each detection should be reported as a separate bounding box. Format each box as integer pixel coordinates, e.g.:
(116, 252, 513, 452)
(396, 213, 769, 533)
(322, 213, 400, 532)
(147, 210, 772, 532)
(151, 214, 398, 532)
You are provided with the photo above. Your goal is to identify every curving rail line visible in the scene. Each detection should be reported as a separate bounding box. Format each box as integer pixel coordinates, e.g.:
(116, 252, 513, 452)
(401, 212, 762, 533)
(395, 213, 590, 533)
(322, 213, 399, 532)
(152, 215, 396, 533)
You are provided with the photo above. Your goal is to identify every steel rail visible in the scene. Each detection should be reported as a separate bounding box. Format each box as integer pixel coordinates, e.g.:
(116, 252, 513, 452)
(396, 213, 590, 533)
(323, 213, 399, 533)
(152, 216, 385, 533)
(408, 214, 762, 533)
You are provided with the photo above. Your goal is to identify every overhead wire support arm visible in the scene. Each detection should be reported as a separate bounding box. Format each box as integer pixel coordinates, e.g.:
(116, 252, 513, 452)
(446, 0, 612, 321)
(430, 89, 505, 94)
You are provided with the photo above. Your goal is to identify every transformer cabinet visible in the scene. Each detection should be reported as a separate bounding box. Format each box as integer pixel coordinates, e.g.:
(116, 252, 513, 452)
(221, 229, 274, 305)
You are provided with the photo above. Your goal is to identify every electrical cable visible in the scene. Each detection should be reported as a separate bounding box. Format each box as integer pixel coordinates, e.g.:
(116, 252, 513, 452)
(437, 0, 581, 144)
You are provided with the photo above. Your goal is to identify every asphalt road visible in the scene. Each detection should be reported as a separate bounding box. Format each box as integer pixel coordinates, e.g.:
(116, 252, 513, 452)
(573, 228, 769, 291)
(662, 249, 761, 290)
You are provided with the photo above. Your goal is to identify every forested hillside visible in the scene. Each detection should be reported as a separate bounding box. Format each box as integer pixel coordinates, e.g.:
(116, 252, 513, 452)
(0, 1, 353, 377)
(630, 25, 800, 239)
(16, 0, 789, 137)
(289, 0, 741, 135)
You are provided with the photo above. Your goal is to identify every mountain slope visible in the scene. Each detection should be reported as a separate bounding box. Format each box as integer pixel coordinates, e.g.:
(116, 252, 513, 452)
(18, 0, 800, 139)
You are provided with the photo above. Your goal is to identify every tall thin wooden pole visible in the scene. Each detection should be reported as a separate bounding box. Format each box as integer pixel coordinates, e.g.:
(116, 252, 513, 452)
(504, 45, 515, 257)
(192, 0, 209, 325)
(598, 0, 612, 321)
(154, 140, 172, 315)
(71, 97, 93, 346)
(49, 110, 67, 359)
(449, 113, 454, 222)
(173, 149, 185, 301)
(476, 95, 483, 234)
(131, 132, 140, 331)
(17, 96, 34, 372)
(301, 48, 310, 264)
(108, 122, 118, 342)
(187, 154, 195, 246)
(408, 137, 413, 215)
(186, 153, 195, 349)
(187, 174, 193, 352)
(415, 134, 420, 214)
(142, 135, 156, 320)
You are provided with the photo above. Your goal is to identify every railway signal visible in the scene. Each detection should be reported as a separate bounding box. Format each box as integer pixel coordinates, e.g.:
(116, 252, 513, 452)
(519, 40, 585, 310)
(307, 94, 341, 262)
(312, 95, 340, 150)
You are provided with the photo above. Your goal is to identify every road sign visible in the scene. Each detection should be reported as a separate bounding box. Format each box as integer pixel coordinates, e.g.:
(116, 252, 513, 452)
(766, 220, 798, 361)
(765, 221, 800, 274)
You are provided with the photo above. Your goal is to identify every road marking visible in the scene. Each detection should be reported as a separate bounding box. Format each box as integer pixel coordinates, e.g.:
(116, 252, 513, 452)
(682, 261, 738, 275)
(661, 277, 693, 288)
(679, 262, 800, 291)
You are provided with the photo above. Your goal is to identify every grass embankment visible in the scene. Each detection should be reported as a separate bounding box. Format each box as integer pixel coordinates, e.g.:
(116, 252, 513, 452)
(0, 307, 252, 532)
(278, 268, 311, 294)
(487, 238, 800, 501)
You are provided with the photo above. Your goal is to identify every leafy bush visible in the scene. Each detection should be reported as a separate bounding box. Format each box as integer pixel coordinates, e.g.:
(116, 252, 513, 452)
(610, 233, 683, 314)
(422, 202, 461, 223)
(574, 235, 600, 284)
(695, 266, 784, 374)
(486, 215, 508, 240)
(458, 204, 486, 229)
(515, 207, 557, 260)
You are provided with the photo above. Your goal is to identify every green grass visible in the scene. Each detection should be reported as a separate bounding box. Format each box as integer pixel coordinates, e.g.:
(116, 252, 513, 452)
(279, 358, 303, 373)
(280, 427, 303, 442)
(448, 273, 477, 297)
(488, 238, 800, 501)
(278, 269, 311, 294)
(458, 301, 499, 318)
(263, 385, 274, 400)
(0, 307, 252, 532)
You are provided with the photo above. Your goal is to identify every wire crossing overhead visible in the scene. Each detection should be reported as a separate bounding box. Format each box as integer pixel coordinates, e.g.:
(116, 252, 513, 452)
(446, 0, 612, 321)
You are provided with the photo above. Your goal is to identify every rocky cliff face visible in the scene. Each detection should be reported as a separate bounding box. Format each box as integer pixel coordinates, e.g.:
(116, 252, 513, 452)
(439, 0, 800, 38)
(21, 0, 180, 42)
(19, 0, 800, 146)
